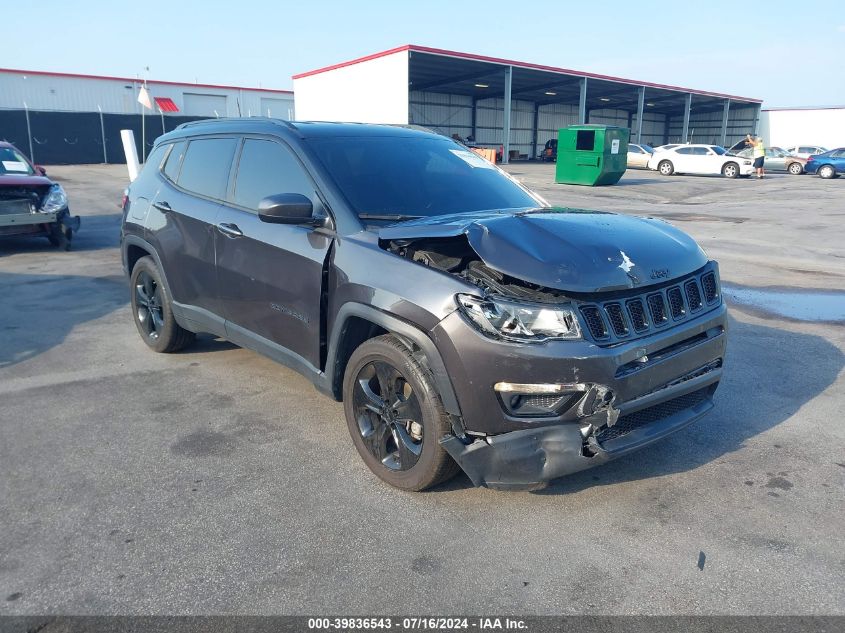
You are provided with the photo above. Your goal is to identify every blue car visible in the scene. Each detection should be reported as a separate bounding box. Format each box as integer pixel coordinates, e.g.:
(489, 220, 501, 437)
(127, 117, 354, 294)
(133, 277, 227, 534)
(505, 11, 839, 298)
(804, 147, 845, 179)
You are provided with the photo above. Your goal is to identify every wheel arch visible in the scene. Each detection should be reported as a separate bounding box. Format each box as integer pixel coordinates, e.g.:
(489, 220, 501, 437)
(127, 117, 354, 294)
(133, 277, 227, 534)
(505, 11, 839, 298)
(122, 235, 184, 328)
(325, 303, 462, 417)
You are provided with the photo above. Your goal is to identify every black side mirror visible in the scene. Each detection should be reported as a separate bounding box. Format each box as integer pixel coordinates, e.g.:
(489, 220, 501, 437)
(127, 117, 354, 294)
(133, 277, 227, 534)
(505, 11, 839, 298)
(258, 193, 316, 225)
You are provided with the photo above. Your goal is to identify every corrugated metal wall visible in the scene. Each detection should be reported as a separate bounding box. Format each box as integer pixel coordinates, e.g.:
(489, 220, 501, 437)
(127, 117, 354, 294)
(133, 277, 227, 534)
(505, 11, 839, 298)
(410, 90, 677, 157)
(666, 105, 758, 146)
(0, 71, 294, 118)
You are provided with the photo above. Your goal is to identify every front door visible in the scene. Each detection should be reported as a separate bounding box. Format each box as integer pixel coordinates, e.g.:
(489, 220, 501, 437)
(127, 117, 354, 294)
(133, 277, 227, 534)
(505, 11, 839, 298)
(215, 137, 333, 370)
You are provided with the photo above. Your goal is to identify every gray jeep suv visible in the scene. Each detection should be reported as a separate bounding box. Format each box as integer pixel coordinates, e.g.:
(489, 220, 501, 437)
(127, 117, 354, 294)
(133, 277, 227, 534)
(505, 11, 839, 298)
(120, 119, 727, 491)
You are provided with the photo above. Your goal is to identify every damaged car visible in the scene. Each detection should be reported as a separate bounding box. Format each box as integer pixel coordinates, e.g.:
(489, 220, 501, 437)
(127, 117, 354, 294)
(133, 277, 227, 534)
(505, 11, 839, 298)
(0, 142, 79, 250)
(120, 120, 727, 491)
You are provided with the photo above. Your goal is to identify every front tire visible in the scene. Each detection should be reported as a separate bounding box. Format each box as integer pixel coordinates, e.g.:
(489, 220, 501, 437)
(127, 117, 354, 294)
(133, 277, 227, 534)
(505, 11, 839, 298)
(658, 160, 674, 176)
(47, 226, 71, 250)
(722, 162, 739, 178)
(130, 256, 195, 353)
(343, 335, 460, 491)
(788, 162, 803, 175)
(818, 165, 836, 179)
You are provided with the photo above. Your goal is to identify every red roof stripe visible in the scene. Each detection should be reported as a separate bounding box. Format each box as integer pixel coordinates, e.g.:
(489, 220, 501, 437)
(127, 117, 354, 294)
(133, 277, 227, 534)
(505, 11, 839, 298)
(293, 44, 762, 104)
(0, 67, 293, 95)
(154, 97, 180, 112)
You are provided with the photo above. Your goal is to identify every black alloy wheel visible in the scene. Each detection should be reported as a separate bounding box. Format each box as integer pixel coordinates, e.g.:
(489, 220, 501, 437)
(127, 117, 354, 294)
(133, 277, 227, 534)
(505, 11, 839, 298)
(352, 360, 424, 471)
(134, 270, 164, 342)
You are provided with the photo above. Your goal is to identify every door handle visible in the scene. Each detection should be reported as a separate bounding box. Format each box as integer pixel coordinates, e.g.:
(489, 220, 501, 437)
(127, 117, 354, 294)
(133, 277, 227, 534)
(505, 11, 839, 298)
(152, 200, 172, 212)
(216, 222, 243, 238)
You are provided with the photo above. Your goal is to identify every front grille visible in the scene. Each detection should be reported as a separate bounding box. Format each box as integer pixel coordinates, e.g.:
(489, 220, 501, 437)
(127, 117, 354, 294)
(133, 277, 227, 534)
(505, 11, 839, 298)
(604, 303, 628, 336)
(701, 272, 719, 304)
(0, 198, 36, 216)
(577, 267, 721, 344)
(627, 299, 649, 332)
(579, 306, 608, 340)
(684, 279, 703, 311)
(595, 387, 709, 443)
(667, 286, 685, 319)
(647, 293, 668, 325)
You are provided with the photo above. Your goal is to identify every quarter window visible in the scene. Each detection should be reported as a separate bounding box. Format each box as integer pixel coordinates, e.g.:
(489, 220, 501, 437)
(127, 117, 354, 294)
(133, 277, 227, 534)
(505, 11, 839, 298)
(233, 139, 314, 211)
(162, 141, 186, 182)
(177, 138, 237, 200)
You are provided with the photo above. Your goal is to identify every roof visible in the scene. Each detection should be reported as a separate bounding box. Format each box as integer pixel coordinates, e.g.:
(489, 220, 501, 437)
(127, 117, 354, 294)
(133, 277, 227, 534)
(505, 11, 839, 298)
(0, 67, 293, 95)
(170, 118, 437, 139)
(292, 44, 762, 104)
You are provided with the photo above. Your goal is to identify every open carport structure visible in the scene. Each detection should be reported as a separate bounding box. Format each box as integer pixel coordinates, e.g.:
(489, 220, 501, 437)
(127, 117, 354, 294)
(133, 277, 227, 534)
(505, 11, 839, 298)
(293, 45, 763, 163)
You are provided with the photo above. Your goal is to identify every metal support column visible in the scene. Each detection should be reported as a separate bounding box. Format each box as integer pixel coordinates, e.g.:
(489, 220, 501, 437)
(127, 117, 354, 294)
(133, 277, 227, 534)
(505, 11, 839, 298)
(578, 78, 588, 124)
(720, 99, 731, 147)
(635, 86, 645, 144)
(23, 102, 34, 163)
(753, 104, 762, 136)
(471, 97, 477, 141)
(681, 93, 692, 143)
(531, 102, 540, 160)
(502, 65, 512, 164)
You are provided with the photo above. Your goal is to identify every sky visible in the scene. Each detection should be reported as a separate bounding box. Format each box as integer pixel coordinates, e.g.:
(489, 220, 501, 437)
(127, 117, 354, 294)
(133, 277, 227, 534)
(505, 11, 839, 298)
(4, 0, 844, 107)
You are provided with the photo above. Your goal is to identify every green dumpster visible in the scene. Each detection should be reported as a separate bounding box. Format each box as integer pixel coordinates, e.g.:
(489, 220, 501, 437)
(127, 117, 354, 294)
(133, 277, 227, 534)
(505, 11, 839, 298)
(554, 125, 629, 186)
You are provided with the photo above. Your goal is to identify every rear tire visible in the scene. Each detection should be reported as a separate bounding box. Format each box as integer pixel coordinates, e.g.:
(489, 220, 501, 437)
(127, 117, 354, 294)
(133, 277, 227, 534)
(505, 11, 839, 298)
(722, 162, 739, 179)
(343, 335, 460, 491)
(130, 256, 195, 353)
(788, 162, 803, 175)
(818, 165, 836, 179)
(658, 160, 674, 176)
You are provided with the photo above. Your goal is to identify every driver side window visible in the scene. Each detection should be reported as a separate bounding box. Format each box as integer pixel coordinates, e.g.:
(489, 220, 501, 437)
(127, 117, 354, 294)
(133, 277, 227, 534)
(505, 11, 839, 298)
(233, 138, 317, 213)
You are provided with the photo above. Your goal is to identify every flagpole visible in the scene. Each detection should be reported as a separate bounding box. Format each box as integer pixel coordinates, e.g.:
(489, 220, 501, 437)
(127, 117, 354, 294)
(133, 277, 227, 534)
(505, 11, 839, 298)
(141, 78, 146, 163)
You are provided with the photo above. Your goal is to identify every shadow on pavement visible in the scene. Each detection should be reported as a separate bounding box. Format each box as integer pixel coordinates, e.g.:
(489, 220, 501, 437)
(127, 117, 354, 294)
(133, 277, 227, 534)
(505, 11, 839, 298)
(0, 271, 126, 368)
(0, 213, 122, 255)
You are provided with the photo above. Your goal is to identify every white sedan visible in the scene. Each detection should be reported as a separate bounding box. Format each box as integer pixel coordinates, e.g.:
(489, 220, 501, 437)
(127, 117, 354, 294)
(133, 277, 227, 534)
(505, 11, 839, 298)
(627, 143, 654, 168)
(647, 144, 754, 178)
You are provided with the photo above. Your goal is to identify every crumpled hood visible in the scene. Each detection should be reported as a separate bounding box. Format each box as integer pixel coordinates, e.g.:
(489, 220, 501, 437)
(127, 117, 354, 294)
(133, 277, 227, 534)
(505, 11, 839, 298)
(379, 208, 709, 293)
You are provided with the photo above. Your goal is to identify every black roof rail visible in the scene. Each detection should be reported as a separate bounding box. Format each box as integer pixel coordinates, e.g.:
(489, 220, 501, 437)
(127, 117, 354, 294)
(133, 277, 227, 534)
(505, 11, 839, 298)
(174, 118, 297, 131)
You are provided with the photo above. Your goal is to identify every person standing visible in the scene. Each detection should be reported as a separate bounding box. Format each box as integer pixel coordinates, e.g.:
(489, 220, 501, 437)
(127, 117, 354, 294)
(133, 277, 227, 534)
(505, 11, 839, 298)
(751, 135, 766, 179)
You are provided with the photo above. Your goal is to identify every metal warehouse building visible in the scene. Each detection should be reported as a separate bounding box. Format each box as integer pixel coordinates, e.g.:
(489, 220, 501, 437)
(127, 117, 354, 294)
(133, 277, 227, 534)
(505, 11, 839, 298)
(293, 45, 763, 163)
(0, 68, 294, 163)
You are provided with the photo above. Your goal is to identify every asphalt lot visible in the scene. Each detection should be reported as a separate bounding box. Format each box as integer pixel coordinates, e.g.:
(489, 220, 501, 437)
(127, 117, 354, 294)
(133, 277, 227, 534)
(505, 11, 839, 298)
(0, 163, 843, 615)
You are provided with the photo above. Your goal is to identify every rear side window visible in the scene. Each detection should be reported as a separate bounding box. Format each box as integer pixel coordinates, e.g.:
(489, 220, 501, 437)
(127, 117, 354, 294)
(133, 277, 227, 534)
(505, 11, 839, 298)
(676, 147, 695, 155)
(162, 141, 186, 182)
(177, 137, 237, 200)
(233, 139, 314, 211)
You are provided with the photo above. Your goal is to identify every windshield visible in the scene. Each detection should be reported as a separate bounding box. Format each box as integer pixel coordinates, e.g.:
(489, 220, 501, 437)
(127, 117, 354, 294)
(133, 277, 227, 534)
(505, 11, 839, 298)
(640, 144, 655, 153)
(0, 147, 35, 176)
(306, 136, 542, 219)
(711, 146, 727, 155)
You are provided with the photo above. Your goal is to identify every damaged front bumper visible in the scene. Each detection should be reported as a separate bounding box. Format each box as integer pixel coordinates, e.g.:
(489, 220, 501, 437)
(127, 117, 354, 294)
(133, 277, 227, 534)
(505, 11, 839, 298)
(0, 207, 80, 236)
(434, 299, 728, 490)
(441, 368, 719, 490)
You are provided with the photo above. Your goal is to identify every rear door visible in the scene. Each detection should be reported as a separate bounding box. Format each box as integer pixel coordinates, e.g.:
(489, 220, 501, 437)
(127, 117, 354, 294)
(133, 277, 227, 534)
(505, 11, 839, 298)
(672, 146, 696, 172)
(215, 136, 333, 369)
(149, 136, 236, 317)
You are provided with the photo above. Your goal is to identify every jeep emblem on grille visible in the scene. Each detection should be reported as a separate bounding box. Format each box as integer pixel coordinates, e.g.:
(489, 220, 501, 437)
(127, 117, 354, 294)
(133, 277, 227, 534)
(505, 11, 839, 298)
(650, 268, 670, 279)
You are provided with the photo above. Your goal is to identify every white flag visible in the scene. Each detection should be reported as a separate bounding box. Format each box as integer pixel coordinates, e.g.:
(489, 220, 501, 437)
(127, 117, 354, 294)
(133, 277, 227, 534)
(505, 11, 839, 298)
(138, 86, 152, 110)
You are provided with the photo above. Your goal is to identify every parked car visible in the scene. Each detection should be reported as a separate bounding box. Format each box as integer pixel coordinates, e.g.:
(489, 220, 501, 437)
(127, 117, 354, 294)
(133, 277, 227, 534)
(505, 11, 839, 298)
(627, 143, 654, 168)
(539, 138, 557, 162)
(0, 142, 80, 249)
(647, 144, 753, 178)
(804, 148, 845, 179)
(785, 145, 828, 159)
(121, 119, 727, 491)
(730, 146, 807, 174)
